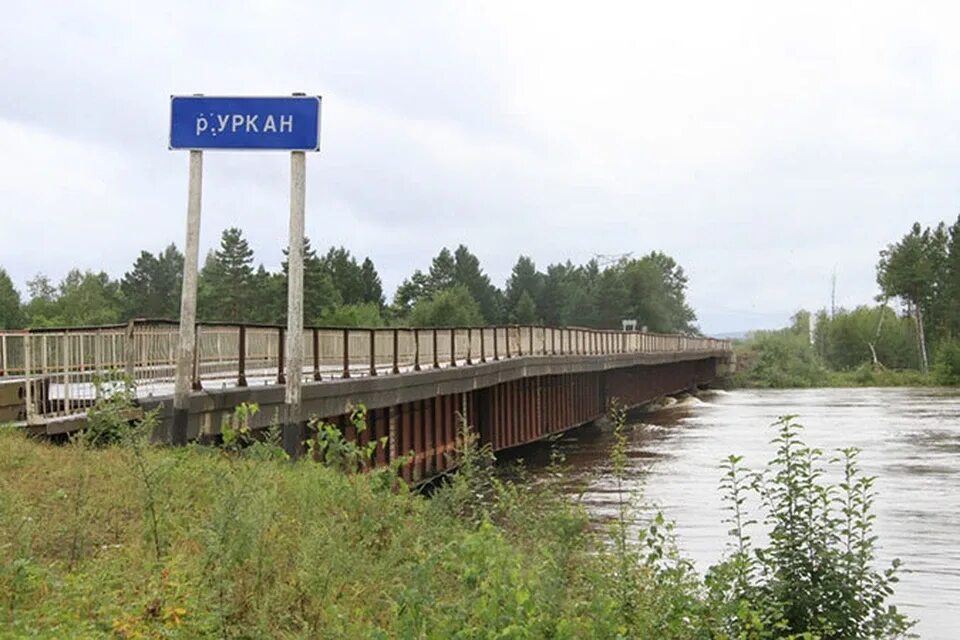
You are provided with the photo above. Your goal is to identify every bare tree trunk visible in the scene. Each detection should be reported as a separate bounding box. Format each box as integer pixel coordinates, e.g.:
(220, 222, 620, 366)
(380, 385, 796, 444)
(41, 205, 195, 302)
(916, 304, 929, 374)
(867, 300, 888, 369)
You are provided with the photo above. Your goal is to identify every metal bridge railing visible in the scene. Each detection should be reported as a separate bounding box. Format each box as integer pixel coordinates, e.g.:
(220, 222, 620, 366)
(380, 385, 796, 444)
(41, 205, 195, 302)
(0, 320, 731, 424)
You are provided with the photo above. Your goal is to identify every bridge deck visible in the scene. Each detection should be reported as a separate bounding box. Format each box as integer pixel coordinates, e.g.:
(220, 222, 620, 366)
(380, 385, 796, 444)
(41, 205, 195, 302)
(2, 321, 732, 477)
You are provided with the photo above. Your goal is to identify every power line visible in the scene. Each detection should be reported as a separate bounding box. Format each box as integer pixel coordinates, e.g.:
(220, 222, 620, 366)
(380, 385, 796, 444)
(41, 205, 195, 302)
(592, 252, 633, 266)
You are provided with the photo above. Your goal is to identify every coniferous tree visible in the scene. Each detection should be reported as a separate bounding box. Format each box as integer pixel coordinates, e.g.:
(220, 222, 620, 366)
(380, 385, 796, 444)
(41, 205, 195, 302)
(321, 247, 365, 305)
(359, 257, 385, 308)
(567, 261, 601, 327)
(511, 290, 539, 324)
(200, 227, 255, 322)
(120, 244, 183, 319)
(246, 265, 283, 324)
(504, 256, 542, 320)
(453, 245, 502, 323)
(539, 263, 572, 327)
(428, 248, 457, 292)
(280, 238, 342, 324)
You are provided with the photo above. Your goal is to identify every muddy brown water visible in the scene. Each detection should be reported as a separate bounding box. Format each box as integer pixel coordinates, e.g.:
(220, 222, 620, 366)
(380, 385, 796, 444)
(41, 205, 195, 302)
(524, 387, 960, 638)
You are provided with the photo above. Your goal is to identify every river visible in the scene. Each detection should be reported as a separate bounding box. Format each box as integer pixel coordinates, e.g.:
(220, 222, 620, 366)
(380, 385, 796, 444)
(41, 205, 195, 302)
(526, 387, 960, 638)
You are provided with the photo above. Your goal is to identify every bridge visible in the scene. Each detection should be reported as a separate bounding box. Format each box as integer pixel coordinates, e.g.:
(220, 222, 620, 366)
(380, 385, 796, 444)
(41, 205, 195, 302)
(0, 320, 732, 481)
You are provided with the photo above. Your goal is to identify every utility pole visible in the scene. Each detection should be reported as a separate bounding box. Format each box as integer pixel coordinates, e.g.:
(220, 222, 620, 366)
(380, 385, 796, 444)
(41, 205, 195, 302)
(830, 268, 837, 319)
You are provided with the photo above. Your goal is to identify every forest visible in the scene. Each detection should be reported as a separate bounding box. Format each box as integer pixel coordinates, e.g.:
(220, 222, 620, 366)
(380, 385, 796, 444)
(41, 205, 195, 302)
(0, 228, 697, 333)
(736, 215, 960, 387)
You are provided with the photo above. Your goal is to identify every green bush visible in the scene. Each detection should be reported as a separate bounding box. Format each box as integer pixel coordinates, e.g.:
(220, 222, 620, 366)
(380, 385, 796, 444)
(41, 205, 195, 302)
(706, 416, 913, 638)
(933, 337, 960, 385)
(733, 330, 826, 388)
(825, 365, 931, 388)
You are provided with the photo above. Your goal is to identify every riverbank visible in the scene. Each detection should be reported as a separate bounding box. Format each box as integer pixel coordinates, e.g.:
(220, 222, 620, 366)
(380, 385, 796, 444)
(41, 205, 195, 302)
(730, 363, 936, 389)
(0, 406, 913, 638)
(0, 422, 731, 639)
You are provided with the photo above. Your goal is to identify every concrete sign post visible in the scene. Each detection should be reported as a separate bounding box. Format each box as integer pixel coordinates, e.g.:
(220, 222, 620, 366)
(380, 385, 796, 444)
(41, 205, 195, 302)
(172, 149, 203, 445)
(284, 149, 306, 454)
(169, 94, 321, 453)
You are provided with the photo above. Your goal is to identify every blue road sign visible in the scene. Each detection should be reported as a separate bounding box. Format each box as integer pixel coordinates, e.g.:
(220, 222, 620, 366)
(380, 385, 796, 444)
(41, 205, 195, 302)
(170, 96, 321, 151)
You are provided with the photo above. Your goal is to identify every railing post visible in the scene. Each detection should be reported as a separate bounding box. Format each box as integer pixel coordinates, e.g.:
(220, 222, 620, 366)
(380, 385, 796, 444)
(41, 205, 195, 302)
(342, 328, 350, 379)
(516, 326, 523, 357)
(237, 325, 247, 387)
(124, 319, 136, 382)
(276, 327, 286, 384)
(551, 327, 556, 355)
(505, 327, 512, 358)
(414, 329, 421, 371)
(63, 334, 72, 416)
(24, 333, 35, 424)
(466, 327, 473, 365)
(192, 324, 202, 390)
(493, 327, 499, 361)
(433, 328, 440, 369)
(528, 325, 534, 355)
(392, 328, 400, 374)
(312, 328, 322, 381)
(450, 328, 457, 367)
(479, 327, 486, 363)
(369, 328, 377, 376)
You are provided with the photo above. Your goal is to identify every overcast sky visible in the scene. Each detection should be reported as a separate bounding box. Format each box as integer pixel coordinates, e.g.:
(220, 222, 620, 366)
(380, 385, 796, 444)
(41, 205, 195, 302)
(2, 2, 958, 334)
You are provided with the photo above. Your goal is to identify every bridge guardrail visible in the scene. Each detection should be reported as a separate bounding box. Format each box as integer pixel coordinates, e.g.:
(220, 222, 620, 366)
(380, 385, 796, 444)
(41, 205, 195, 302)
(0, 320, 731, 424)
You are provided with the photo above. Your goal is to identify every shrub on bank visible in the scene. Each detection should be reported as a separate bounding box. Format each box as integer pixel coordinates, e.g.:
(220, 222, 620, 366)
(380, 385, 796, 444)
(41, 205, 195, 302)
(933, 337, 960, 386)
(0, 402, 913, 638)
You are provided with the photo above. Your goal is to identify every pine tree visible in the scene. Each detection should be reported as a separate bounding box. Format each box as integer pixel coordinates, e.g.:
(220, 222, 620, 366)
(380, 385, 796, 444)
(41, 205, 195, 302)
(511, 290, 539, 324)
(200, 227, 255, 322)
(120, 244, 183, 319)
(359, 257, 385, 308)
(505, 256, 542, 319)
(321, 247, 365, 305)
(538, 263, 571, 327)
(428, 248, 457, 292)
(281, 238, 342, 324)
(453, 245, 501, 323)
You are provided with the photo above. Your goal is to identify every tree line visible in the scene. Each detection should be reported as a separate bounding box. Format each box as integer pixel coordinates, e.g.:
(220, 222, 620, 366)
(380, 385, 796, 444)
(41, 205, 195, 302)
(0, 227, 698, 333)
(737, 214, 960, 386)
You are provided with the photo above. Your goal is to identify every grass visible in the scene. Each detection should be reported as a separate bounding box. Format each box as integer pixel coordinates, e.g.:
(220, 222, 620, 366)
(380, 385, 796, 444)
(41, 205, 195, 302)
(0, 423, 620, 638)
(0, 407, 913, 639)
(731, 362, 937, 390)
